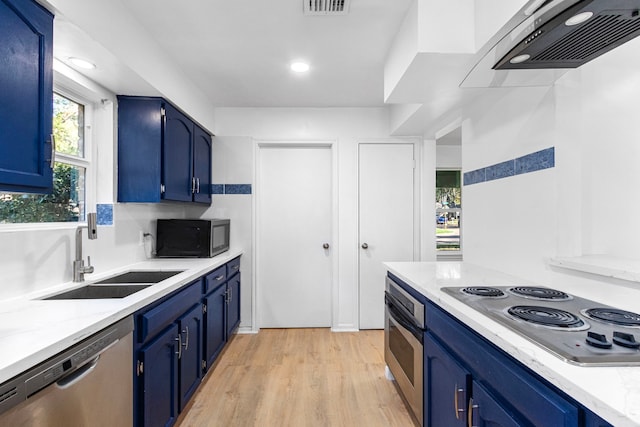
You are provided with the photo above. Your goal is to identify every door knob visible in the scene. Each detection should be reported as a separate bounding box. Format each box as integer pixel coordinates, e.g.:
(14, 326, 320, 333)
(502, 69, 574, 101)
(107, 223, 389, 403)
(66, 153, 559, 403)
(361, 243, 368, 249)
(323, 243, 330, 249)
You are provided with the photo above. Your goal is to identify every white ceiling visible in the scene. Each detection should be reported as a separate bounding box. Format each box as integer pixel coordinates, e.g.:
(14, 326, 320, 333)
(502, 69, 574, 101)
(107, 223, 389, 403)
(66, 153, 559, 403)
(53, 0, 413, 108)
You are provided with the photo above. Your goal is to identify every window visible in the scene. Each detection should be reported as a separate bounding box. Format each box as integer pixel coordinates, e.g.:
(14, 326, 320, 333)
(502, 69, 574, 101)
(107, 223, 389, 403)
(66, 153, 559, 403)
(0, 92, 90, 224)
(436, 170, 461, 254)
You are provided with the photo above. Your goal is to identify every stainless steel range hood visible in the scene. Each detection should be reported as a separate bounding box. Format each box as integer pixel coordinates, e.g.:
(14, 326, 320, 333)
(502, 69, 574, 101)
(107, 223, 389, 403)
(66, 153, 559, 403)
(461, 0, 640, 88)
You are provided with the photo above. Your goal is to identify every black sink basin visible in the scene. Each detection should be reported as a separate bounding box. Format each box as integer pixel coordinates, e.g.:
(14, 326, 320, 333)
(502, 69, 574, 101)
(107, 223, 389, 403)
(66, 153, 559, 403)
(93, 270, 184, 284)
(43, 284, 151, 300)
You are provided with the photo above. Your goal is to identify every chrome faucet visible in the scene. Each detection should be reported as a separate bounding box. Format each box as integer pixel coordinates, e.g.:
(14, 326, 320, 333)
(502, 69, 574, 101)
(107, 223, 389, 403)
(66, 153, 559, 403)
(73, 212, 97, 282)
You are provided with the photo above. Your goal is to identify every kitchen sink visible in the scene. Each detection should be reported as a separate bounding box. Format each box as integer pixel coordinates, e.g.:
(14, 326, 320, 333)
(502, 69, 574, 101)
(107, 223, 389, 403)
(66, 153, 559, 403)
(43, 284, 152, 300)
(42, 270, 185, 300)
(93, 270, 184, 284)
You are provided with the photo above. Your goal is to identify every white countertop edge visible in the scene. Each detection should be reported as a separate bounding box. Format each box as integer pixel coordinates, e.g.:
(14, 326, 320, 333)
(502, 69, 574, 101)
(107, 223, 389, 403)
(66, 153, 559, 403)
(0, 250, 243, 384)
(385, 261, 640, 427)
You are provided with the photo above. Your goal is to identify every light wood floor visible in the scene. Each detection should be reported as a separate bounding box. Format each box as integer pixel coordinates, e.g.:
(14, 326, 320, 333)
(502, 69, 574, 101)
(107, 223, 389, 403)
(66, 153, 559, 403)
(177, 329, 416, 427)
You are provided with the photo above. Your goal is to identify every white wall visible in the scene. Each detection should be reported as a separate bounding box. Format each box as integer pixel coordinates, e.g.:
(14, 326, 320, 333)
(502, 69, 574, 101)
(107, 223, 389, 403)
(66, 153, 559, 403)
(436, 145, 462, 169)
(212, 107, 425, 331)
(199, 136, 254, 331)
(461, 34, 640, 289)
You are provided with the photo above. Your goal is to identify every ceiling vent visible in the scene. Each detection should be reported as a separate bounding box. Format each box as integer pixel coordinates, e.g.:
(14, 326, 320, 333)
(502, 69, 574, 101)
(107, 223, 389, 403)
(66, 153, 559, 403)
(304, 0, 350, 15)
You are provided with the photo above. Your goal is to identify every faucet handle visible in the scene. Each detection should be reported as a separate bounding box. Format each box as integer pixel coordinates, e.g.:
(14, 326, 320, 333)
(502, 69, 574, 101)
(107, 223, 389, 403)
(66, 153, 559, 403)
(85, 256, 94, 274)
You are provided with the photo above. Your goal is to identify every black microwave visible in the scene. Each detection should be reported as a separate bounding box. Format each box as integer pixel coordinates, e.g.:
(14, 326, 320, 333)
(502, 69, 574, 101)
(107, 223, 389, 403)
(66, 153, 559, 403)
(156, 219, 230, 258)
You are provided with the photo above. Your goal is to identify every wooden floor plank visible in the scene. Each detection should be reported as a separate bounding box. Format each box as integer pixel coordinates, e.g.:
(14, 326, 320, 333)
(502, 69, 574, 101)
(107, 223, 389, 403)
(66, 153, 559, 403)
(177, 329, 416, 427)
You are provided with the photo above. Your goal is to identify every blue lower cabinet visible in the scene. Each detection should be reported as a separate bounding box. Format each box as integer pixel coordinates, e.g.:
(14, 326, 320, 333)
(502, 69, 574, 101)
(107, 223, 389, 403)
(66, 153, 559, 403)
(139, 324, 180, 427)
(203, 259, 241, 372)
(227, 273, 241, 337)
(470, 381, 521, 427)
(178, 303, 203, 411)
(134, 257, 242, 426)
(584, 413, 614, 427)
(203, 283, 227, 370)
(424, 334, 469, 427)
(422, 299, 610, 427)
(134, 281, 201, 427)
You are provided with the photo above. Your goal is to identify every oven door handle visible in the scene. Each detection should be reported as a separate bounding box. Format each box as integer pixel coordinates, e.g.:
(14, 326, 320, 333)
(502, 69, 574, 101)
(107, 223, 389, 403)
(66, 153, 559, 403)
(386, 293, 424, 343)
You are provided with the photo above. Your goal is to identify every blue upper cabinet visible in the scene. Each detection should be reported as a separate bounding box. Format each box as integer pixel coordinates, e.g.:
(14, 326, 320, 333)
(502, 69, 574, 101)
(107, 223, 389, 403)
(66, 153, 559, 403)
(192, 125, 212, 204)
(0, 0, 53, 193)
(163, 103, 194, 202)
(117, 96, 212, 204)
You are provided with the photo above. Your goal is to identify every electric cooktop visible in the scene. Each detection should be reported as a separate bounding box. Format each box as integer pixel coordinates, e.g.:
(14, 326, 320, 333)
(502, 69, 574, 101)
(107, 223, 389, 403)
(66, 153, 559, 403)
(441, 286, 640, 366)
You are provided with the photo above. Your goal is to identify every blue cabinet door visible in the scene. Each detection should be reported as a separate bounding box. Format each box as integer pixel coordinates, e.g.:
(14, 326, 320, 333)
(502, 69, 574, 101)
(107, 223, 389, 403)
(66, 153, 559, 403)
(178, 303, 203, 411)
(424, 333, 469, 427)
(470, 381, 521, 427)
(192, 125, 211, 204)
(584, 411, 614, 427)
(204, 283, 227, 370)
(139, 324, 179, 427)
(227, 273, 241, 337)
(162, 103, 193, 202)
(0, 0, 53, 193)
(117, 97, 163, 202)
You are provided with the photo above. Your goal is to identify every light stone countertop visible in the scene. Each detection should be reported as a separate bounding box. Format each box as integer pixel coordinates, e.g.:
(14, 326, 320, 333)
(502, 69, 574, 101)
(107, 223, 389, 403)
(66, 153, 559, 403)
(0, 250, 242, 385)
(384, 261, 640, 427)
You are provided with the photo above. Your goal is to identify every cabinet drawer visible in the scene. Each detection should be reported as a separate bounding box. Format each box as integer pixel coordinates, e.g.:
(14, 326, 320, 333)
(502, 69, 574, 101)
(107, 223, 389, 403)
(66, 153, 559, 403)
(227, 257, 241, 278)
(204, 266, 226, 294)
(137, 280, 202, 343)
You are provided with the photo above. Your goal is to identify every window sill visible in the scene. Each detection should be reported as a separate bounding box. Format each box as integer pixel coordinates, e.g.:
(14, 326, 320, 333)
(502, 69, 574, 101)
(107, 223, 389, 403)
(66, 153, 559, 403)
(549, 255, 640, 284)
(0, 222, 83, 233)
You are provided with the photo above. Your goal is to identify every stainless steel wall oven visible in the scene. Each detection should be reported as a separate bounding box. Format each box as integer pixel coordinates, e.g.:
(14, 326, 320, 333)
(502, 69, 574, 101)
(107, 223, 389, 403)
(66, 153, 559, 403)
(384, 274, 425, 426)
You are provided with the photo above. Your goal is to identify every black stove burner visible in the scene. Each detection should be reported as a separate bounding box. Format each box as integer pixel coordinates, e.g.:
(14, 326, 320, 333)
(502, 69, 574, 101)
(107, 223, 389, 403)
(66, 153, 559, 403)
(508, 305, 586, 329)
(462, 287, 505, 297)
(584, 308, 640, 327)
(509, 286, 570, 301)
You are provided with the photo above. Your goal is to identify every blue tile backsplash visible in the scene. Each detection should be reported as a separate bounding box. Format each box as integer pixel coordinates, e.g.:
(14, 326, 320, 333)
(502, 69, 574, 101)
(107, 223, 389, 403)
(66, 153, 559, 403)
(210, 184, 224, 194)
(96, 204, 113, 226)
(485, 160, 515, 182)
(210, 184, 252, 195)
(464, 147, 554, 186)
(224, 184, 252, 194)
(516, 147, 555, 175)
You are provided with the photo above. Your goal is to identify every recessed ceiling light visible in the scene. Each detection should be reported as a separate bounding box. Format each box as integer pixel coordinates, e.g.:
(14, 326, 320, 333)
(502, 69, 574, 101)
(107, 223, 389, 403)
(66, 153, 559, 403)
(290, 62, 310, 73)
(68, 57, 96, 69)
(510, 54, 531, 64)
(565, 11, 593, 26)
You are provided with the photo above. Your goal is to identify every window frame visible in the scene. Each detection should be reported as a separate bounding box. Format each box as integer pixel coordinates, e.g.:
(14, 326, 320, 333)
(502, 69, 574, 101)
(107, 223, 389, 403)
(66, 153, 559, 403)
(436, 168, 462, 259)
(0, 77, 95, 231)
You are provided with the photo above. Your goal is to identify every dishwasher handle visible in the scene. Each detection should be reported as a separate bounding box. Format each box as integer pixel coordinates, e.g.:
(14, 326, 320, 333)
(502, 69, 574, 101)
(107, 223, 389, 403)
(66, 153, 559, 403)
(56, 356, 100, 389)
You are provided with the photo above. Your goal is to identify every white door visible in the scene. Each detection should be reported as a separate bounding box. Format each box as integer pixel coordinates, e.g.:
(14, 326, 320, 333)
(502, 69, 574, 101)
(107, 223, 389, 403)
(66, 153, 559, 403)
(257, 144, 333, 328)
(359, 143, 415, 329)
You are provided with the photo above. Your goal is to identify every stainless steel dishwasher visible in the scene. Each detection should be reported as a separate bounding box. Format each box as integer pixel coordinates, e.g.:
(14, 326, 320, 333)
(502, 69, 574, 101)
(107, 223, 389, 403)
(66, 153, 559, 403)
(0, 316, 133, 426)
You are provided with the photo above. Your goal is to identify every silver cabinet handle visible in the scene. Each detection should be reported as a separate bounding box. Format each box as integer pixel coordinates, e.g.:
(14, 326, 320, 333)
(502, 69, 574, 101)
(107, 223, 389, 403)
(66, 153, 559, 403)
(175, 334, 182, 359)
(467, 397, 478, 427)
(323, 243, 330, 249)
(182, 326, 189, 351)
(191, 177, 196, 194)
(361, 243, 368, 249)
(454, 385, 465, 419)
(196, 178, 200, 193)
(50, 134, 56, 168)
(232, 265, 239, 271)
(215, 275, 224, 281)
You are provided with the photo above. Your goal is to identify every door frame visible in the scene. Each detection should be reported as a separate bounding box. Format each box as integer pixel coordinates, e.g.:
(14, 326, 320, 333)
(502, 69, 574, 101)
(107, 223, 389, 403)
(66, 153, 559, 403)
(356, 138, 421, 329)
(253, 139, 339, 331)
